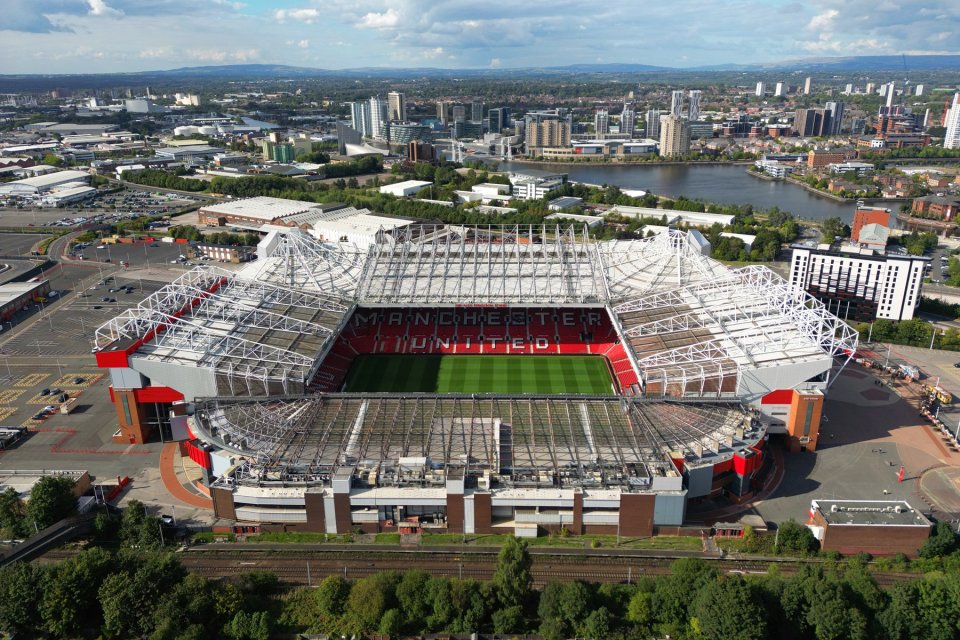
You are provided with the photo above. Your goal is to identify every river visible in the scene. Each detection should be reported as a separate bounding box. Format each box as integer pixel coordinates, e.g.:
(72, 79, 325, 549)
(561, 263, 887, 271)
(501, 161, 858, 222)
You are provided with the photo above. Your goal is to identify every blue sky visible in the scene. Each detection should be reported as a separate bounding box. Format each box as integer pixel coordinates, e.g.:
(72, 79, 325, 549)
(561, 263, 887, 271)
(1, 0, 958, 74)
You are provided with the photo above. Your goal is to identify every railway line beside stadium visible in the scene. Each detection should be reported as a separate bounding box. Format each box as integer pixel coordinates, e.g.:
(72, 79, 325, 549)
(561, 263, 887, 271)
(36, 544, 916, 587)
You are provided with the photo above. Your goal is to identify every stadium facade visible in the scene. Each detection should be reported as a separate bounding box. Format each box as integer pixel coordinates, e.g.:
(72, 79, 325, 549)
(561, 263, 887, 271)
(94, 225, 856, 535)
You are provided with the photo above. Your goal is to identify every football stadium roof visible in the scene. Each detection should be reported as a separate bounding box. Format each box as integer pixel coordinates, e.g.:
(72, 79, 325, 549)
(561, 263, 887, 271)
(194, 395, 758, 490)
(95, 224, 856, 402)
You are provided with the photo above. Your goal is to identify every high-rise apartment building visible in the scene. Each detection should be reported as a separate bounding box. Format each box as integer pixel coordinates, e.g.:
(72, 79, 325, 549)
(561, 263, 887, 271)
(885, 82, 896, 109)
(865, 82, 876, 94)
(620, 105, 636, 137)
(803, 77, 813, 95)
(451, 105, 467, 124)
(824, 101, 845, 135)
(944, 94, 960, 150)
(789, 245, 926, 321)
(488, 107, 510, 134)
(774, 82, 785, 97)
(369, 96, 388, 140)
(755, 82, 766, 97)
(794, 108, 831, 137)
(594, 109, 610, 135)
(525, 112, 571, 152)
(670, 90, 685, 117)
(658, 115, 690, 157)
(843, 84, 853, 95)
(915, 84, 925, 97)
(645, 109, 662, 139)
(387, 91, 406, 121)
(687, 90, 702, 122)
(349, 101, 371, 137)
(470, 101, 484, 122)
(436, 101, 450, 125)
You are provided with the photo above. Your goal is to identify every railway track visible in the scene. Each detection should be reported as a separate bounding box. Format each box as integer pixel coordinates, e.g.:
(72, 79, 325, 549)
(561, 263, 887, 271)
(34, 546, 914, 587)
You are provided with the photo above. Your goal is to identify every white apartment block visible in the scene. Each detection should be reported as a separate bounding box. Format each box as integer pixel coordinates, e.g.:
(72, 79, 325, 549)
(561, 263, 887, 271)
(789, 246, 927, 321)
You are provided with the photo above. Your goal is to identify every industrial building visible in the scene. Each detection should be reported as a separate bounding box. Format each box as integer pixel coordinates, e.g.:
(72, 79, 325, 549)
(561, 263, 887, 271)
(379, 180, 433, 197)
(0, 169, 90, 197)
(788, 244, 927, 321)
(808, 500, 933, 556)
(0, 281, 51, 320)
(93, 225, 857, 534)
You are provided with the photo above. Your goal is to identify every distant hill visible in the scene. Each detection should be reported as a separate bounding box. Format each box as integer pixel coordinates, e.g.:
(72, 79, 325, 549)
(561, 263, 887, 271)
(1, 55, 958, 90)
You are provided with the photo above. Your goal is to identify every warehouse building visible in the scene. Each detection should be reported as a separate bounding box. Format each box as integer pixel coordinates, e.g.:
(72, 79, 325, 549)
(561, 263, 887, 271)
(0, 281, 51, 320)
(808, 499, 933, 556)
(0, 169, 90, 197)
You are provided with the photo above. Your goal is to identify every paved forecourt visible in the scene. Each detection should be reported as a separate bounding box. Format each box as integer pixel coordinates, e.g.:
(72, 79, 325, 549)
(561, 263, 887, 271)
(344, 354, 615, 395)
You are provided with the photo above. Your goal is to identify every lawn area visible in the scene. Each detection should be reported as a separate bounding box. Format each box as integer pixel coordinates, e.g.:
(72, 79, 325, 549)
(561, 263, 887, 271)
(343, 354, 614, 395)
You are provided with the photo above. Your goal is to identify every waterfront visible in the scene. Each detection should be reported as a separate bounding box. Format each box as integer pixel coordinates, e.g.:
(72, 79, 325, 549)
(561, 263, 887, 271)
(501, 161, 858, 222)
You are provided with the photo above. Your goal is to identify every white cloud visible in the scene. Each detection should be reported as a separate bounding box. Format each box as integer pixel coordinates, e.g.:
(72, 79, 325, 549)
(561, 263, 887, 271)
(298, 39, 309, 48)
(274, 8, 320, 24)
(422, 47, 444, 59)
(806, 9, 838, 31)
(358, 8, 400, 29)
(88, 0, 123, 17)
(139, 48, 168, 58)
(489, 57, 502, 68)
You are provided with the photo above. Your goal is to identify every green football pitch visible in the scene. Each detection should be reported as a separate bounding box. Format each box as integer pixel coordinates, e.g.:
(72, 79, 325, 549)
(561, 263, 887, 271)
(343, 355, 615, 395)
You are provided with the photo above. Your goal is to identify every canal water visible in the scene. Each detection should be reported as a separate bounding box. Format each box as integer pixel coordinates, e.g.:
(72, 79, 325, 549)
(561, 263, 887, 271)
(501, 161, 858, 222)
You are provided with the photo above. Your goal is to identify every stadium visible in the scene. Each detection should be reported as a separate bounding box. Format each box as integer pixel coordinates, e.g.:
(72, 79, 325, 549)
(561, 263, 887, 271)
(94, 223, 857, 536)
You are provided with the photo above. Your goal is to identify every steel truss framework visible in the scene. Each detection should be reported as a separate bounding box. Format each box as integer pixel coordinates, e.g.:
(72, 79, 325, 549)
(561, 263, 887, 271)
(193, 395, 757, 488)
(95, 268, 350, 390)
(613, 265, 859, 394)
(95, 225, 856, 404)
(357, 224, 608, 305)
(248, 229, 367, 297)
(597, 229, 727, 300)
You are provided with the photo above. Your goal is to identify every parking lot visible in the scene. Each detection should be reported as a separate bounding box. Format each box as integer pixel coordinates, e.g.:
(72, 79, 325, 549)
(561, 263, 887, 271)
(0, 184, 204, 229)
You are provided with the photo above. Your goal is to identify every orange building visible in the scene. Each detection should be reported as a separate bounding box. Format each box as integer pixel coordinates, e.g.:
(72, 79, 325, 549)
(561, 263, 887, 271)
(851, 207, 891, 242)
(807, 151, 848, 169)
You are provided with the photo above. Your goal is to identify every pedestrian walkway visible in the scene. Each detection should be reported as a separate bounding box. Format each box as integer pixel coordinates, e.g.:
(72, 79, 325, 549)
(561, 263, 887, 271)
(159, 443, 212, 509)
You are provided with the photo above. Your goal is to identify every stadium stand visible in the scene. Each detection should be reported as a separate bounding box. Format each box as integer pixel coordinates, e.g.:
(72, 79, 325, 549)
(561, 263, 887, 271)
(312, 307, 639, 392)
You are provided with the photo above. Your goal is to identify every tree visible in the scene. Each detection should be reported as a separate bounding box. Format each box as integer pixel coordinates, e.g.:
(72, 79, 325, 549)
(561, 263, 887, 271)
(343, 575, 391, 635)
(821, 216, 849, 240)
(491, 605, 524, 634)
(314, 574, 350, 618)
(582, 606, 611, 640)
(396, 569, 431, 626)
(223, 610, 272, 640)
(493, 537, 532, 608)
(26, 476, 77, 530)
(40, 547, 114, 637)
(919, 521, 959, 558)
(0, 561, 43, 635)
(691, 576, 767, 640)
(0, 487, 28, 537)
(775, 519, 819, 555)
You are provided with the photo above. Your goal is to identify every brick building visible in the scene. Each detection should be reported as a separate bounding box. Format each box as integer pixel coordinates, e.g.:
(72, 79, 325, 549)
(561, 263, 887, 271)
(851, 207, 891, 241)
(809, 500, 933, 556)
(912, 195, 960, 221)
(807, 151, 848, 169)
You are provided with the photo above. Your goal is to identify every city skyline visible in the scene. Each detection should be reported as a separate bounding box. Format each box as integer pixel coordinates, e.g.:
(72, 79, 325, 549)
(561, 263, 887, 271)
(1, 0, 958, 75)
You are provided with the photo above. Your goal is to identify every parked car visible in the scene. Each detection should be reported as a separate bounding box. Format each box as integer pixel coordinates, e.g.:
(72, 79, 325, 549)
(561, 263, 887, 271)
(40, 388, 50, 396)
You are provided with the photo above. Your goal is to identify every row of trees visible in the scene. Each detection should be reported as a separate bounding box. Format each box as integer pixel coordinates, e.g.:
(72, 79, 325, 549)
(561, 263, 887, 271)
(7, 532, 960, 640)
(124, 168, 208, 192)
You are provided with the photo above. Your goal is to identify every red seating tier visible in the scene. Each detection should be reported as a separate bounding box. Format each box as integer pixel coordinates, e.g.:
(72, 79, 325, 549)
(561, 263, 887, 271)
(311, 307, 638, 392)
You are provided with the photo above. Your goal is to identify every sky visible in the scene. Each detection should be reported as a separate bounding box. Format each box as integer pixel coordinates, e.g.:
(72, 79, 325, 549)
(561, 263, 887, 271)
(1, 0, 959, 74)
